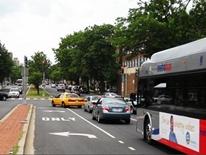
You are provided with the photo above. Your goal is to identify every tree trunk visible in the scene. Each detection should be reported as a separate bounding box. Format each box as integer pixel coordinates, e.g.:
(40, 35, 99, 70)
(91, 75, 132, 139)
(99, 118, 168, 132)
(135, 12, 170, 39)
(99, 81, 105, 94)
(86, 79, 90, 93)
(35, 85, 40, 95)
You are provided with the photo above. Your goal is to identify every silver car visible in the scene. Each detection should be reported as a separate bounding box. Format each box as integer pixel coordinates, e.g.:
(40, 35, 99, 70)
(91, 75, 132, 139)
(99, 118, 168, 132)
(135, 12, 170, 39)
(92, 98, 131, 124)
(84, 95, 100, 113)
(8, 88, 20, 98)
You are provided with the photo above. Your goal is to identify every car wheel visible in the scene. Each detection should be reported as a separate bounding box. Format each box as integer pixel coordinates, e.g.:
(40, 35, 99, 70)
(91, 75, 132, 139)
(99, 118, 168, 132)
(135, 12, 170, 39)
(133, 109, 137, 115)
(62, 102, 66, 108)
(84, 106, 87, 112)
(3, 96, 7, 101)
(78, 105, 82, 108)
(144, 118, 152, 144)
(125, 119, 130, 124)
(92, 111, 96, 120)
(52, 101, 56, 107)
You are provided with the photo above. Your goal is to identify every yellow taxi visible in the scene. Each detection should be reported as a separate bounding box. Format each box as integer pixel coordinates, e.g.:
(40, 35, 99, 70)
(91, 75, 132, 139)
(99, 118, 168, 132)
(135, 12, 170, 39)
(51, 92, 86, 108)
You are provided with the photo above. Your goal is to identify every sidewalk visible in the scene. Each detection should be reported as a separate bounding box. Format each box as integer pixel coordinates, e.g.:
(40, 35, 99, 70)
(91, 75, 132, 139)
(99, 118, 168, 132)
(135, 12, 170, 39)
(0, 104, 31, 154)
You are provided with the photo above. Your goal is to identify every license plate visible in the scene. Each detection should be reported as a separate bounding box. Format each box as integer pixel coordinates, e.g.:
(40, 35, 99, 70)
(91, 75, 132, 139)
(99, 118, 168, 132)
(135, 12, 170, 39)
(112, 108, 122, 112)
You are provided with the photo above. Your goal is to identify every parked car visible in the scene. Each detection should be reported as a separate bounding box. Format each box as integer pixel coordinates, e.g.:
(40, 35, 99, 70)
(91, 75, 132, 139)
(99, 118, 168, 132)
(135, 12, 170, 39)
(84, 95, 101, 113)
(10, 86, 23, 94)
(8, 87, 20, 98)
(51, 92, 87, 108)
(51, 83, 56, 88)
(0, 89, 10, 101)
(0, 92, 8, 101)
(57, 84, 65, 92)
(92, 97, 131, 124)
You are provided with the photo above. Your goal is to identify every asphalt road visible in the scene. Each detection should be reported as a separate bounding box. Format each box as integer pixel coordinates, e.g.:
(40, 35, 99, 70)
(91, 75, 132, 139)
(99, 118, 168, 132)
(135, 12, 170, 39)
(0, 99, 21, 119)
(0, 86, 181, 154)
(28, 99, 180, 155)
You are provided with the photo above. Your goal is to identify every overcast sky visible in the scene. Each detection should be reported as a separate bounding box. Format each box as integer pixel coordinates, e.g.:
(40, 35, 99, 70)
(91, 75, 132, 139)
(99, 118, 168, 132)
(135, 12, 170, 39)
(0, 0, 137, 64)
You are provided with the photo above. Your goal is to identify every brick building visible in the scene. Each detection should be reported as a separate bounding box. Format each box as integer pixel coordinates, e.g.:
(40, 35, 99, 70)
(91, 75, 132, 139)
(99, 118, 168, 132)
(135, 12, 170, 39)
(119, 53, 148, 97)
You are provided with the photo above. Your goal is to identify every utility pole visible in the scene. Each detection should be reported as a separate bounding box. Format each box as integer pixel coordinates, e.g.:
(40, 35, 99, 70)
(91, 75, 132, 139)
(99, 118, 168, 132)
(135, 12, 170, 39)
(23, 56, 28, 104)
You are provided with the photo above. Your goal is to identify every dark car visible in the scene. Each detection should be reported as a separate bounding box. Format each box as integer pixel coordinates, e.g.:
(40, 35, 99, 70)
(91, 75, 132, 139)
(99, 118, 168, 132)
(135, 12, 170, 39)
(92, 97, 131, 124)
(0, 89, 9, 101)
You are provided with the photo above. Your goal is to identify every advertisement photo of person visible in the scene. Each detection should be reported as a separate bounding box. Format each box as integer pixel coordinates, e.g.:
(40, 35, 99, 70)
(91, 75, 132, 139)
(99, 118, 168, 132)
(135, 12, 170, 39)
(169, 115, 178, 143)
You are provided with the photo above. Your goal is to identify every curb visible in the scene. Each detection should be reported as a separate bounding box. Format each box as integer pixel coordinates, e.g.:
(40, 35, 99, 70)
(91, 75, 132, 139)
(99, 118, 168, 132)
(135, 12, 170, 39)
(17, 104, 34, 154)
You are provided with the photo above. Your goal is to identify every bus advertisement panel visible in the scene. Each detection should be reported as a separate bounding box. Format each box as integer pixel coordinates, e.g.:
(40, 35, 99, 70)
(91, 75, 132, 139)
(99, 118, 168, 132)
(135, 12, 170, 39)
(159, 112, 199, 152)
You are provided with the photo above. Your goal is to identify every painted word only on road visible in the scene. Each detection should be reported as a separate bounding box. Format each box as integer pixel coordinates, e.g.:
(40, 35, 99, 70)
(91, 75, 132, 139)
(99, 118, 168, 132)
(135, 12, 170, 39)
(42, 117, 76, 122)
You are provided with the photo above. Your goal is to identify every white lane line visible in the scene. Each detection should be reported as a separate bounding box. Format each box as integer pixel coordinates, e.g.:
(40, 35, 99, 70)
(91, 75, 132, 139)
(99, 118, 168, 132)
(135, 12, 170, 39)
(118, 140, 124, 144)
(130, 118, 137, 122)
(128, 147, 136, 151)
(66, 108, 115, 139)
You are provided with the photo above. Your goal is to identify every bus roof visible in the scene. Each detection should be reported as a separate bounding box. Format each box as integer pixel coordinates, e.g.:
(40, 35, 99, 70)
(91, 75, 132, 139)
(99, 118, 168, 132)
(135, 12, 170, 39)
(140, 37, 206, 78)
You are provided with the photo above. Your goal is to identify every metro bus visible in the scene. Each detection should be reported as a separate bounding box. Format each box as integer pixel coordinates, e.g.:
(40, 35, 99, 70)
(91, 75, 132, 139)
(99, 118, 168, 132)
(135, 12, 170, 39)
(136, 38, 206, 154)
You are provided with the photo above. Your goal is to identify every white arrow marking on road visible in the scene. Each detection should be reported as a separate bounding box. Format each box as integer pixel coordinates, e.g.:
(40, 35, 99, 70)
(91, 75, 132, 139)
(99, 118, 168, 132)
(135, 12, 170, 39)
(43, 110, 65, 113)
(49, 132, 97, 139)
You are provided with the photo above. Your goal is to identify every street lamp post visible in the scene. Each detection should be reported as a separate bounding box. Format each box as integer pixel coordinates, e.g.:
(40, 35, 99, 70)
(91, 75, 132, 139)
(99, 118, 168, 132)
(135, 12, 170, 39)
(42, 59, 47, 97)
(23, 56, 28, 104)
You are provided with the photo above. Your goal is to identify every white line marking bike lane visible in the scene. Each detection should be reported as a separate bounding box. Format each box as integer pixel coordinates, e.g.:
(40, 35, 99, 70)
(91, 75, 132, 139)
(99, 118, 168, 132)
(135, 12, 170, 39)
(66, 108, 116, 139)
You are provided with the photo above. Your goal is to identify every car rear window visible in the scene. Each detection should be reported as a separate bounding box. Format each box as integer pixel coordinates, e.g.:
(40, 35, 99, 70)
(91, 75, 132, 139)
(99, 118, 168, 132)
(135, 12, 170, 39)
(102, 98, 126, 105)
(65, 93, 79, 98)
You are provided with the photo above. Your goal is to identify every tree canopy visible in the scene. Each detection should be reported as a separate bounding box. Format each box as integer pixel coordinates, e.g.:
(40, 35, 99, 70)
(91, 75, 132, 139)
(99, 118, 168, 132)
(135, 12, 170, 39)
(28, 51, 51, 94)
(54, 24, 119, 92)
(0, 41, 13, 84)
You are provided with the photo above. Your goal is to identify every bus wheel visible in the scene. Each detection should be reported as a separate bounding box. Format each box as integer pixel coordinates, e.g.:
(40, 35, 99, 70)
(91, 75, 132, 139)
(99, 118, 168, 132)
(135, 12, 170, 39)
(144, 118, 152, 144)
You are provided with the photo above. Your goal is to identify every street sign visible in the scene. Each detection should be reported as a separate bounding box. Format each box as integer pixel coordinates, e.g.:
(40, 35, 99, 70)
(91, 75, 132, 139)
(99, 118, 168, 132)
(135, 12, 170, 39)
(49, 132, 97, 139)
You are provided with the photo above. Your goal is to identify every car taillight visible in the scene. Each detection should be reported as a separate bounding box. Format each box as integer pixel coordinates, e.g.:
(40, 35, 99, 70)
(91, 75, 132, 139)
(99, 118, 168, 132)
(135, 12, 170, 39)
(125, 106, 130, 113)
(102, 105, 110, 113)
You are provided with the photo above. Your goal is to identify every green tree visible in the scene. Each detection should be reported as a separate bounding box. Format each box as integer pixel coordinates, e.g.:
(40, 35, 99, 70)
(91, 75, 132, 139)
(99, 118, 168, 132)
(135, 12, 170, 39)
(28, 71, 42, 94)
(113, 0, 196, 57)
(0, 41, 13, 85)
(28, 51, 51, 94)
(48, 64, 62, 83)
(54, 24, 119, 92)
(10, 64, 22, 83)
(190, 0, 206, 38)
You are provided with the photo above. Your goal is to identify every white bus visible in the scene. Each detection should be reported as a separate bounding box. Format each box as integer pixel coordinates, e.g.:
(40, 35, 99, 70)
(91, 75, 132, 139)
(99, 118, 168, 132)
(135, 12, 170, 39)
(136, 38, 206, 154)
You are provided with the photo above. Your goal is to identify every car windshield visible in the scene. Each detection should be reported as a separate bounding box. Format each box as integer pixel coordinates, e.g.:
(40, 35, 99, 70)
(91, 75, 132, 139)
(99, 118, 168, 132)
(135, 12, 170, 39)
(10, 88, 19, 91)
(103, 98, 126, 105)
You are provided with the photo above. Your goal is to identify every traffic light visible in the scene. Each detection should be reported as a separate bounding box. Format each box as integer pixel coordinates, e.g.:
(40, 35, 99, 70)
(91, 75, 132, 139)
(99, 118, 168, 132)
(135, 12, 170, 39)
(24, 56, 28, 67)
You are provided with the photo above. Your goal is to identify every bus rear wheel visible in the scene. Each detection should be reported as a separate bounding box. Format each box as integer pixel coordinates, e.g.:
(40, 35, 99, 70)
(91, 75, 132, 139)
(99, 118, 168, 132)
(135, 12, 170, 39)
(144, 118, 152, 144)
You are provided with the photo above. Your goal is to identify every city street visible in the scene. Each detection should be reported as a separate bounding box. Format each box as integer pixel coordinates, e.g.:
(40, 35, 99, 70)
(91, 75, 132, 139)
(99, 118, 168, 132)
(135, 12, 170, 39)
(29, 99, 180, 154)
(0, 86, 181, 154)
